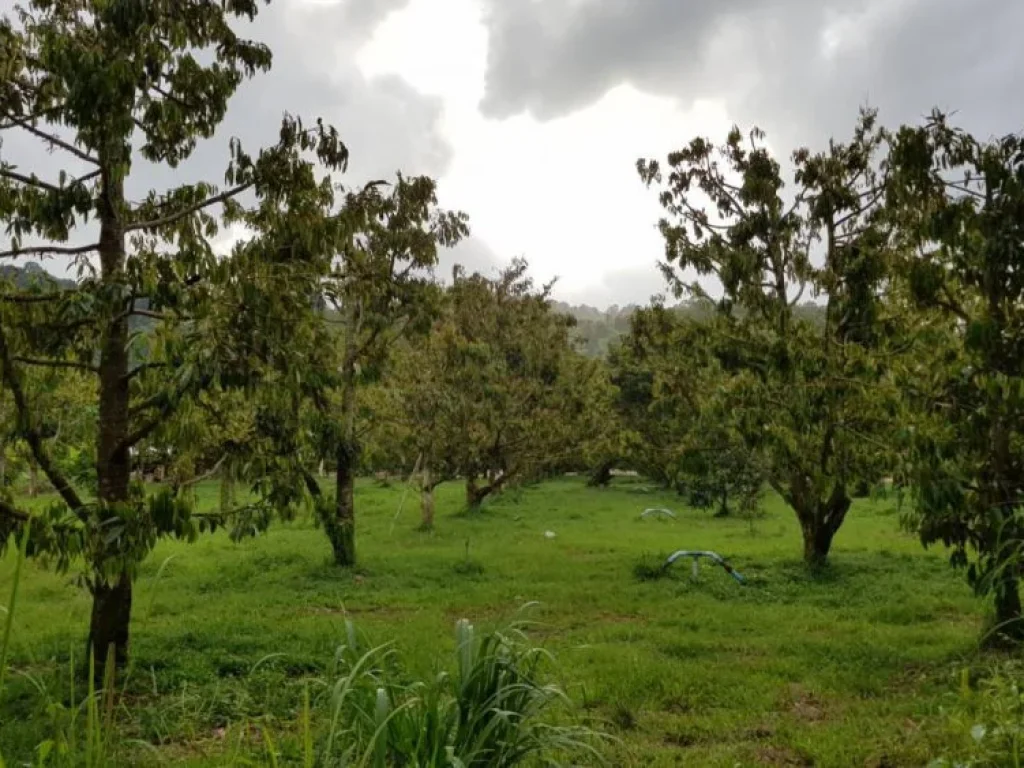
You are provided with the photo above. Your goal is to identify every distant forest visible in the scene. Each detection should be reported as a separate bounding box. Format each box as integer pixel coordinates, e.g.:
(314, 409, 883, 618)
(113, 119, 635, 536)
(556, 299, 827, 357)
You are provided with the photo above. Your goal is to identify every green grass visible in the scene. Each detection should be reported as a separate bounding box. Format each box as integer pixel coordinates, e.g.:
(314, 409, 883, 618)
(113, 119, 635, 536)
(0, 477, 991, 765)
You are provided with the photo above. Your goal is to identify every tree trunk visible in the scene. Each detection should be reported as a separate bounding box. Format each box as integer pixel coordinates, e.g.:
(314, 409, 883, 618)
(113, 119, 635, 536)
(330, 438, 357, 566)
(587, 460, 614, 488)
(421, 476, 436, 533)
(219, 465, 236, 514)
(799, 489, 851, 568)
(88, 572, 132, 674)
(0, 443, 6, 485)
(465, 476, 487, 511)
(91, 143, 133, 677)
(419, 463, 435, 530)
(28, 462, 38, 497)
(993, 577, 1024, 642)
(714, 489, 730, 518)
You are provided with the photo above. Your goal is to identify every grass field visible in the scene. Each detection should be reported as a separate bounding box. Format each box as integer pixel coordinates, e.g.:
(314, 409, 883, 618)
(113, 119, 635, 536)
(0, 477, 993, 765)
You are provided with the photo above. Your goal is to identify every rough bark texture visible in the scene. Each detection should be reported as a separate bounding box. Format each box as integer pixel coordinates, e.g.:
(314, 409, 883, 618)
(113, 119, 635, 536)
(88, 145, 133, 675)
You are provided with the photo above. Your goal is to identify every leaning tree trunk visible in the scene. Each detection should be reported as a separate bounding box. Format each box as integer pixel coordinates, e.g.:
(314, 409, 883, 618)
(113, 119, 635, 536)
(90, 154, 133, 677)
(465, 476, 487, 511)
(798, 487, 851, 568)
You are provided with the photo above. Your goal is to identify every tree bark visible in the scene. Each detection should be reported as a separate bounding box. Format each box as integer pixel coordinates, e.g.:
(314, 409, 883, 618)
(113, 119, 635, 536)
(330, 438, 357, 566)
(324, 290, 361, 567)
(88, 572, 132, 673)
(587, 460, 614, 488)
(993, 577, 1024, 641)
(89, 142, 133, 676)
(420, 465, 435, 531)
(28, 461, 38, 497)
(219, 465, 236, 513)
(714, 489, 730, 518)
(0, 443, 6, 485)
(799, 490, 851, 568)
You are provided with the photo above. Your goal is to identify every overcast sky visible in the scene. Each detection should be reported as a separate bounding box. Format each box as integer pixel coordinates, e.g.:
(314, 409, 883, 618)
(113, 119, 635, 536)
(7, 0, 1024, 308)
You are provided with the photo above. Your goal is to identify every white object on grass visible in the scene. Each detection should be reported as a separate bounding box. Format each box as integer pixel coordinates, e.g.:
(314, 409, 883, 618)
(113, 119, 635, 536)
(640, 507, 677, 519)
(544, 530, 556, 539)
(663, 550, 745, 584)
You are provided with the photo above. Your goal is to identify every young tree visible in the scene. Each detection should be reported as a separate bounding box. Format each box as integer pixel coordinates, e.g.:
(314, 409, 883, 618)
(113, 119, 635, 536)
(303, 175, 467, 565)
(888, 114, 1024, 638)
(450, 261, 582, 510)
(610, 302, 762, 511)
(638, 111, 899, 566)
(389, 261, 586, 515)
(380, 323, 458, 530)
(0, 0, 348, 670)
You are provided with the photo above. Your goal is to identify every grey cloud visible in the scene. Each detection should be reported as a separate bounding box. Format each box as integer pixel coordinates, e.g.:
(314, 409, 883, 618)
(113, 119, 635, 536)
(436, 235, 502, 281)
(480, 0, 1024, 148)
(131, 0, 449, 193)
(3, 0, 452, 274)
(557, 264, 668, 309)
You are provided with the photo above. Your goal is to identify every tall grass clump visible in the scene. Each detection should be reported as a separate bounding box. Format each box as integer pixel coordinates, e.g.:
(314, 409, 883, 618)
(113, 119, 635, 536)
(312, 617, 609, 766)
(929, 663, 1024, 767)
(2, 528, 123, 767)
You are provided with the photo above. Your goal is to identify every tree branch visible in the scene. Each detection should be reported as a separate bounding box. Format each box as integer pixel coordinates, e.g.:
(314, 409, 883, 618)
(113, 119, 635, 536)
(123, 361, 171, 382)
(128, 308, 183, 322)
(179, 454, 227, 488)
(126, 182, 253, 232)
(119, 374, 213, 453)
(11, 356, 97, 373)
(0, 497, 30, 524)
(0, 288, 76, 304)
(1, 167, 59, 193)
(0, 242, 100, 260)
(0, 323, 86, 513)
(2, 113, 100, 165)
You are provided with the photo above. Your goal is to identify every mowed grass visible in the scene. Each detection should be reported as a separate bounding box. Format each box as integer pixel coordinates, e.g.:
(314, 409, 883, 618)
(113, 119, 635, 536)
(0, 477, 988, 765)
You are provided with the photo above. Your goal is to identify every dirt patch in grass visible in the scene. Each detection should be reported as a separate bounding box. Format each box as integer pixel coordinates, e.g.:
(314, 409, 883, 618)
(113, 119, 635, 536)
(785, 683, 830, 724)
